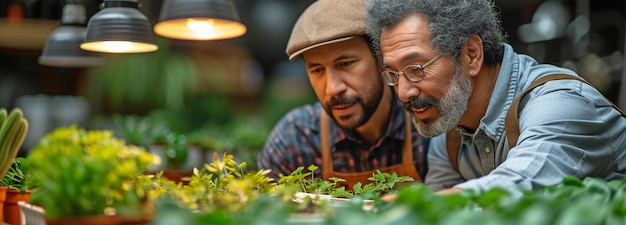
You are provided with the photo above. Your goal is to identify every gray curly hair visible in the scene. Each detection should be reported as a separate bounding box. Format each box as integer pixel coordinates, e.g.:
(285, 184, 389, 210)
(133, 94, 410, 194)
(364, 0, 505, 65)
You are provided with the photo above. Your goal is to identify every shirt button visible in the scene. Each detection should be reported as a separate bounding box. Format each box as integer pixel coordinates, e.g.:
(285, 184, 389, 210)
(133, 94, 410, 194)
(485, 147, 492, 153)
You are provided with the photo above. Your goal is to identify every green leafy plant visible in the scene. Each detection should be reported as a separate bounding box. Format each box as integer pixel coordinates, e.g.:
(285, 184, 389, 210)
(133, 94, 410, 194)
(0, 157, 32, 193)
(112, 113, 171, 149)
(147, 153, 318, 225)
(275, 165, 348, 198)
(27, 125, 156, 219)
(356, 170, 415, 195)
(112, 112, 197, 172)
(144, 153, 626, 225)
(277, 165, 414, 198)
(162, 132, 190, 170)
(148, 152, 284, 214)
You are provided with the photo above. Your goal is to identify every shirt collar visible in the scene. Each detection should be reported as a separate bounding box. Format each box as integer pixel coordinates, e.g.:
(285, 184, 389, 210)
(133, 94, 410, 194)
(477, 43, 518, 141)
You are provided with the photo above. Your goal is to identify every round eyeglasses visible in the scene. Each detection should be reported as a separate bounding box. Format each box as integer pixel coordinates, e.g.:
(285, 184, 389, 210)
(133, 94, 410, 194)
(380, 53, 444, 86)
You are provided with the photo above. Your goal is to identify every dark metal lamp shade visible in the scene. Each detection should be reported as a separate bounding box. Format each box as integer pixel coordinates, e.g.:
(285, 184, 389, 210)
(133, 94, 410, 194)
(39, 3, 106, 67)
(80, 0, 158, 53)
(154, 0, 247, 40)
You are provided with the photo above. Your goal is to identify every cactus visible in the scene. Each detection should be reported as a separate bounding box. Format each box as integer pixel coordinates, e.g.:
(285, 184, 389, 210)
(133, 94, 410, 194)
(0, 108, 29, 178)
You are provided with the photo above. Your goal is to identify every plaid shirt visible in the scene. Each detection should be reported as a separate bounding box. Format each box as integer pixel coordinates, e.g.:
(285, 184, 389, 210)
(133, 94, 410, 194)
(257, 94, 429, 181)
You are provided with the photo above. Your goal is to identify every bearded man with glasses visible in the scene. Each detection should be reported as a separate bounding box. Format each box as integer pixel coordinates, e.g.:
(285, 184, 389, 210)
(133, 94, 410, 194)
(365, 0, 626, 196)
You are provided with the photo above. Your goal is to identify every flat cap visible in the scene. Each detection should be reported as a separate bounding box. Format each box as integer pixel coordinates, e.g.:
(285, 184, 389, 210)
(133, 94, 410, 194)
(285, 0, 366, 60)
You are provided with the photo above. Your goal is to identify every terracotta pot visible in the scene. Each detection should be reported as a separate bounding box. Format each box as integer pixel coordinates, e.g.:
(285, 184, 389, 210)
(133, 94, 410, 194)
(3, 189, 31, 225)
(0, 186, 6, 222)
(46, 214, 149, 225)
(17, 202, 150, 225)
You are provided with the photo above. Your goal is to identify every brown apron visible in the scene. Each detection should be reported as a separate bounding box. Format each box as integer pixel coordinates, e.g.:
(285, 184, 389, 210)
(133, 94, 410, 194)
(320, 111, 422, 190)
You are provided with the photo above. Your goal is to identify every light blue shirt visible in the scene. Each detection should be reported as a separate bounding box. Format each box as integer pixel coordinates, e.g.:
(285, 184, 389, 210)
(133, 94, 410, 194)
(425, 44, 626, 193)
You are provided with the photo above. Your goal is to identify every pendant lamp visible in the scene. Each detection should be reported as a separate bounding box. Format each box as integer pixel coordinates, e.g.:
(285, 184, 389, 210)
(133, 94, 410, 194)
(80, 0, 158, 53)
(38, 2, 106, 67)
(153, 0, 247, 41)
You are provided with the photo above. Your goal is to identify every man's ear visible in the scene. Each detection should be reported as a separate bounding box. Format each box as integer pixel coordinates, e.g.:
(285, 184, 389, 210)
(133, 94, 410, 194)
(464, 34, 484, 77)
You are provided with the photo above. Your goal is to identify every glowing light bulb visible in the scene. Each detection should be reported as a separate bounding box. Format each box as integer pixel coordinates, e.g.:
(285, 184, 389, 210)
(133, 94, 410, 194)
(102, 41, 134, 53)
(186, 18, 217, 38)
(81, 40, 158, 53)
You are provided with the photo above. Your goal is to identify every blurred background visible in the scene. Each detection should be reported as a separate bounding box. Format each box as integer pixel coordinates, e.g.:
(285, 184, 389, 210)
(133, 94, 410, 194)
(0, 0, 624, 169)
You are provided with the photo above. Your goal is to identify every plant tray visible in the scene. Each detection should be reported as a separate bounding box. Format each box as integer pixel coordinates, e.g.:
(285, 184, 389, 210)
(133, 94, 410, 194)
(293, 192, 375, 210)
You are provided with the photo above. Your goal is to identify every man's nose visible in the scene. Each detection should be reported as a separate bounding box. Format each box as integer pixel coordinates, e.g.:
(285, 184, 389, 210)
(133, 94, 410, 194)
(325, 70, 347, 96)
(395, 75, 420, 103)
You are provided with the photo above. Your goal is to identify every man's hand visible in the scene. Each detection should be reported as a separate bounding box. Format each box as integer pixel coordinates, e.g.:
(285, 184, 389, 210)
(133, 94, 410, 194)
(380, 187, 464, 202)
(436, 187, 464, 195)
(380, 193, 398, 202)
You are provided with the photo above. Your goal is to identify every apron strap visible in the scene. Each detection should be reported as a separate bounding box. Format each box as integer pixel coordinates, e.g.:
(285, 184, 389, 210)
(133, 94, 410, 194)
(401, 112, 413, 164)
(505, 74, 626, 149)
(320, 112, 333, 180)
(402, 112, 422, 182)
(445, 130, 461, 172)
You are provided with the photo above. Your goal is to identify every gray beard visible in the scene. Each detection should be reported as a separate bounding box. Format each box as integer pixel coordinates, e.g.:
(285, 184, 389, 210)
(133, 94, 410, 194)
(414, 63, 472, 137)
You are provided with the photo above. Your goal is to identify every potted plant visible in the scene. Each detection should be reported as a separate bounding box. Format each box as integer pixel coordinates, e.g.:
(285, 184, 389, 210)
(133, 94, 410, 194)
(152, 131, 196, 184)
(26, 125, 156, 225)
(0, 157, 33, 225)
(0, 108, 29, 223)
(0, 157, 32, 193)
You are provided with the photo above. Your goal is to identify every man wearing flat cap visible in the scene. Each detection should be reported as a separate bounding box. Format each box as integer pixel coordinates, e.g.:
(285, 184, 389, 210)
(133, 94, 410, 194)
(257, 0, 429, 189)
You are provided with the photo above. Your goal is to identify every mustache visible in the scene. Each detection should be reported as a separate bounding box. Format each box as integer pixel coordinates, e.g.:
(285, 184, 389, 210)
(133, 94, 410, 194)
(327, 95, 358, 108)
(404, 97, 438, 111)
